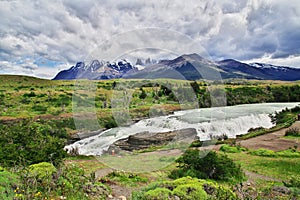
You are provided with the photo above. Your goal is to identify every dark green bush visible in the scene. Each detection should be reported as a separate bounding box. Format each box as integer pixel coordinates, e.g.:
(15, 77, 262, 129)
(285, 127, 300, 137)
(20, 98, 31, 104)
(283, 176, 300, 188)
(170, 149, 244, 182)
(0, 120, 67, 167)
(139, 88, 147, 99)
(23, 91, 36, 98)
(101, 116, 117, 129)
(31, 105, 48, 113)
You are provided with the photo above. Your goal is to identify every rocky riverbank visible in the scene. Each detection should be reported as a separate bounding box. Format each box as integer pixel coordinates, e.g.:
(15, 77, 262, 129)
(108, 128, 198, 153)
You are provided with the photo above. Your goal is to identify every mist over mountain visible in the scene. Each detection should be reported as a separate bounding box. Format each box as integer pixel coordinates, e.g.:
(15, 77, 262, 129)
(53, 53, 300, 81)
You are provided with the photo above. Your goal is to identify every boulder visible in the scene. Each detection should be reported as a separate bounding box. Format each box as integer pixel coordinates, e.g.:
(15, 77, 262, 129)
(109, 128, 198, 152)
(67, 128, 106, 144)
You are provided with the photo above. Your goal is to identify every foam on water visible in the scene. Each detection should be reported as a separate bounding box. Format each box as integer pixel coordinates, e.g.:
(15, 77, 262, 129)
(65, 102, 299, 155)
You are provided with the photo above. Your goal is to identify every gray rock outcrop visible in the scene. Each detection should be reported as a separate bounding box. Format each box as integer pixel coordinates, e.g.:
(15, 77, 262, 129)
(108, 128, 198, 152)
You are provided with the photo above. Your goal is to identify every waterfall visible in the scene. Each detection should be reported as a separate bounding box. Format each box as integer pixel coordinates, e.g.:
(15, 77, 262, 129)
(65, 102, 299, 155)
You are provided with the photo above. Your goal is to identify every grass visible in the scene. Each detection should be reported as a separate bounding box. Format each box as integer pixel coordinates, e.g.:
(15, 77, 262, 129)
(105, 171, 148, 187)
(1, 75, 300, 123)
(97, 151, 180, 173)
(0, 167, 20, 200)
(2, 75, 300, 199)
(227, 152, 300, 180)
(64, 156, 107, 175)
(284, 135, 300, 140)
(237, 121, 295, 140)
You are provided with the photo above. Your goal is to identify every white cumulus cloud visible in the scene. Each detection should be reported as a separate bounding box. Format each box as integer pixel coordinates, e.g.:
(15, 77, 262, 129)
(0, 0, 300, 79)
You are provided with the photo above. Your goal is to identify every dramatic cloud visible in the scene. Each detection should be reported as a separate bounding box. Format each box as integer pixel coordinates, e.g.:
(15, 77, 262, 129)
(0, 0, 300, 78)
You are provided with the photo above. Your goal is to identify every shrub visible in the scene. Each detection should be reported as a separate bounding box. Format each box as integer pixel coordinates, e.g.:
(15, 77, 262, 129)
(170, 149, 244, 182)
(0, 120, 67, 167)
(273, 149, 300, 158)
(220, 144, 247, 153)
(100, 116, 118, 129)
(28, 162, 57, 180)
(20, 98, 31, 104)
(283, 176, 300, 188)
(250, 148, 276, 157)
(131, 177, 237, 200)
(18, 163, 110, 199)
(23, 91, 36, 98)
(145, 188, 172, 199)
(105, 171, 148, 187)
(139, 88, 147, 99)
(189, 140, 203, 147)
(250, 148, 300, 158)
(285, 127, 300, 137)
(173, 183, 207, 200)
(31, 105, 48, 113)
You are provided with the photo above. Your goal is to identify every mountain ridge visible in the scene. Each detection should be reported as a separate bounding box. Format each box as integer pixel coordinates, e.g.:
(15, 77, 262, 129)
(53, 54, 300, 81)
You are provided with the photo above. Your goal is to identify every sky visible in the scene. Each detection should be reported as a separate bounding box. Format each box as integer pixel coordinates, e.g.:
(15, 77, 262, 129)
(1, 0, 300, 79)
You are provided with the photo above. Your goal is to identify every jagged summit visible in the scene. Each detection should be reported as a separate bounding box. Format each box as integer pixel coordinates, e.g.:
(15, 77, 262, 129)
(53, 53, 300, 81)
(53, 59, 136, 80)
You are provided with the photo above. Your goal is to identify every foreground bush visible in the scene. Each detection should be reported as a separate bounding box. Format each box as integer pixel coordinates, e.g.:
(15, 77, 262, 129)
(170, 149, 244, 182)
(132, 176, 236, 200)
(0, 120, 68, 167)
(15, 162, 110, 199)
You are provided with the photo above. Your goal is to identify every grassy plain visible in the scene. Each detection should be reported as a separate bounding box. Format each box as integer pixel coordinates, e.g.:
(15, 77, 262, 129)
(1, 75, 300, 199)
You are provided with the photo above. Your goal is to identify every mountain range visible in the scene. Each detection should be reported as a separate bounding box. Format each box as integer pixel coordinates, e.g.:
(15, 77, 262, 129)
(53, 53, 300, 81)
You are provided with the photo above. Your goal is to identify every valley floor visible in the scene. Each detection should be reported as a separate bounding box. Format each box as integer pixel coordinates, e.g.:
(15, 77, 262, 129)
(66, 121, 300, 199)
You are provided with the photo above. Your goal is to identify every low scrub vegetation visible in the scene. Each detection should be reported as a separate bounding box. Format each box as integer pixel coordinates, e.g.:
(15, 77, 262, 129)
(132, 176, 237, 200)
(250, 148, 300, 158)
(103, 171, 148, 187)
(1, 162, 110, 200)
(0, 119, 68, 167)
(220, 144, 247, 153)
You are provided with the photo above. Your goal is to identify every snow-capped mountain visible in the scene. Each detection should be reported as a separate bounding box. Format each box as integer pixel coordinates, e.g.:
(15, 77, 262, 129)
(53, 54, 300, 81)
(249, 63, 288, 71)
(134, 58, 157, 70)
(53, 59, 136, 80)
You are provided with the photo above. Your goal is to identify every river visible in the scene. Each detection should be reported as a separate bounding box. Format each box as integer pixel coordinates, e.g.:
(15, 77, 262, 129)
(65, 102, 299, 155)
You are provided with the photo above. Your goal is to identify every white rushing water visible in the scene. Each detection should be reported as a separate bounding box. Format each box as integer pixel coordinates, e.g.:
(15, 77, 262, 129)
(65, 102, 299, 155)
